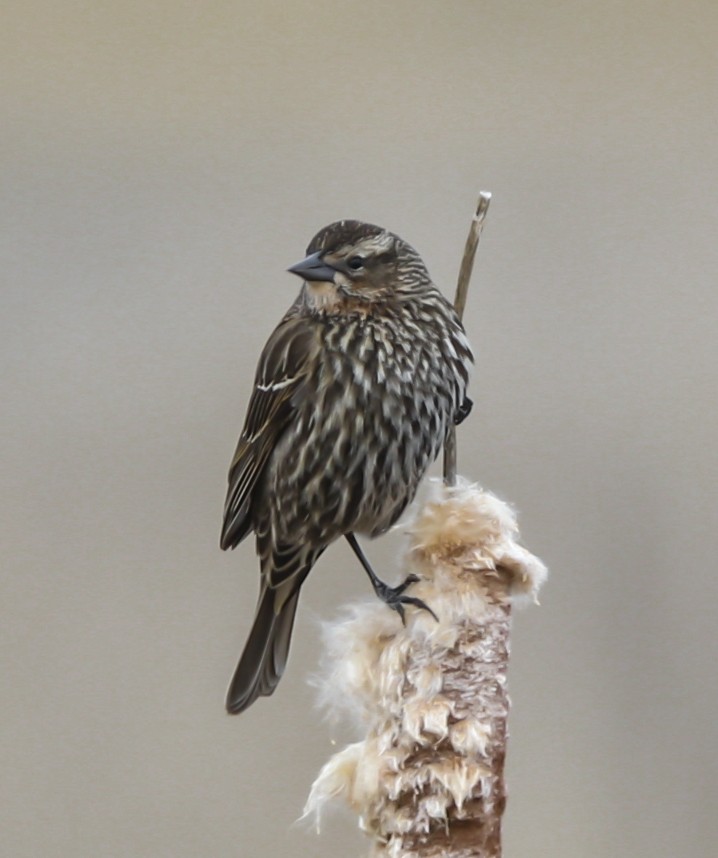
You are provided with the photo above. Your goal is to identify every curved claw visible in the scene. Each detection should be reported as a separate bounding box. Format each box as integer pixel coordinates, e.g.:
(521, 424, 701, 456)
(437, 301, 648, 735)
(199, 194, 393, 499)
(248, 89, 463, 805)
(343, 535, 439, 625)
(392, 573, 419, 595)
(394, 595, 439, 624)
(376, 574, 439, 625)
(455, 396, 473, 425)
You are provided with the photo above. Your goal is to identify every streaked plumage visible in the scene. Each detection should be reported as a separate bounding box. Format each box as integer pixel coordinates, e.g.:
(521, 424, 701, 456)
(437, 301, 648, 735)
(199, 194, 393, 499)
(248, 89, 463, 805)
(221, 220, 473, 714)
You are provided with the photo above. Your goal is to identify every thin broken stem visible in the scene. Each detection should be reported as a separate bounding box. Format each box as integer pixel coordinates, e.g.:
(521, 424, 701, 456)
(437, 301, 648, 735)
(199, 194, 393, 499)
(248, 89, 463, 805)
(443, 191, 492, 486)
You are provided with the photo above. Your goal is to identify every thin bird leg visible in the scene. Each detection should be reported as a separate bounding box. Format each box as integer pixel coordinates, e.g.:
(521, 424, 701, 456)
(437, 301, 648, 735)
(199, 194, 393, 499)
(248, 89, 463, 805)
(344, 533, 439, 624)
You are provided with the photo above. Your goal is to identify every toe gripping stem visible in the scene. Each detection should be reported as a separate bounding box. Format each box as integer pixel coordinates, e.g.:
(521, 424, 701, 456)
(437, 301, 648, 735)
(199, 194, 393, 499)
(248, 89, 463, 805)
(345, 533, 438, 624)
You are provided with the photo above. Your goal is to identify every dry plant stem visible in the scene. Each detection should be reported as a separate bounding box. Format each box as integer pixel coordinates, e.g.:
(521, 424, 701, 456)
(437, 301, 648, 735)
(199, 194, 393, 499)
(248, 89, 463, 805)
(444, 192, 492, 487)
(305, 483, 547, 858)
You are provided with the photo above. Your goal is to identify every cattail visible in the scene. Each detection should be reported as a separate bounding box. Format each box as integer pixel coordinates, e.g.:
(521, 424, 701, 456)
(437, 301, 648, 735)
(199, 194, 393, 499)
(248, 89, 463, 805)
(305, 479, 547, 857)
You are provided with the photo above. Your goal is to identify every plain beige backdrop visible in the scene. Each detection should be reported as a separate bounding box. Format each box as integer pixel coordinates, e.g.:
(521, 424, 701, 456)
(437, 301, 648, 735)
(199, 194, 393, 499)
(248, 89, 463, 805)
(3, 1, 717, 856)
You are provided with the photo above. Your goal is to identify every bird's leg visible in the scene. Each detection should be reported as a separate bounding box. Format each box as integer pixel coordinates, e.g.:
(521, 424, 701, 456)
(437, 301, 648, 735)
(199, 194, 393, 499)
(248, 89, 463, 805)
(344, 533, 438, 624)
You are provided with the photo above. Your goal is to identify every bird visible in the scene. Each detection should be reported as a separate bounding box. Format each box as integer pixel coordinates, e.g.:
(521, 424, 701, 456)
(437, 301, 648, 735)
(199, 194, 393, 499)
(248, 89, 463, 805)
(220, 220, 473, 714)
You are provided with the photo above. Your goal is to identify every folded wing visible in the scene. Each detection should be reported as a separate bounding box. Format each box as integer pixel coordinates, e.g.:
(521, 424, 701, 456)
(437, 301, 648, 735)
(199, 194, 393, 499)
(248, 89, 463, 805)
(220, 314, 316, 550)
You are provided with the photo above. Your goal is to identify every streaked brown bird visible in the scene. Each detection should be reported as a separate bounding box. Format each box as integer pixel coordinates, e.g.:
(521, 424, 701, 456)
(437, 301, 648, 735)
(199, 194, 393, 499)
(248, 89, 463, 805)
(220, 220, 473, 714)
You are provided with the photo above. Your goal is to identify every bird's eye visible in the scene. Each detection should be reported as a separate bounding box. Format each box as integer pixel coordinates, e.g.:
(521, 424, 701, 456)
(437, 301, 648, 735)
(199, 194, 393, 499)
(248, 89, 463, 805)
(346, 255, 365, 271)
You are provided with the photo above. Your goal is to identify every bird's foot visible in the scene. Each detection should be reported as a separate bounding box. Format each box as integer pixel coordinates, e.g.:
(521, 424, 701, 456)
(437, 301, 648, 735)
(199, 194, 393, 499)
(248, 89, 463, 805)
(455, 396, 473, 425)
(343, 533, 439, 625)
(373, 574, 439, 625)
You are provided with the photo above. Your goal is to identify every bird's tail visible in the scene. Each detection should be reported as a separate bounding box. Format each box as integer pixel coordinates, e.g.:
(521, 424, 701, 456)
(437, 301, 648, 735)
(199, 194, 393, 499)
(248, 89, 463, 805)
(225, 582, 301, 715)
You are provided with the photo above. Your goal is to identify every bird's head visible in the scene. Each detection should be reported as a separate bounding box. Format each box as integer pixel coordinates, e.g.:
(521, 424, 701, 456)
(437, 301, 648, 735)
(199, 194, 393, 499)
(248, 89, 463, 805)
(288, 220, 430, 311)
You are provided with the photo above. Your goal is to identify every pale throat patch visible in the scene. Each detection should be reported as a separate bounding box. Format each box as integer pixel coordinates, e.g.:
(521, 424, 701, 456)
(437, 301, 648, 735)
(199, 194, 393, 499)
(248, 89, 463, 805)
(304, 276, 373, 315)
(304, 280, 342, 311)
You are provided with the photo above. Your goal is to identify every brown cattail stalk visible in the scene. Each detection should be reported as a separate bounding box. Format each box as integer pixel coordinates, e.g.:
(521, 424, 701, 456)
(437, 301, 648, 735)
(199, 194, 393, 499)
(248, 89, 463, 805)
(304, 481, 547, 857)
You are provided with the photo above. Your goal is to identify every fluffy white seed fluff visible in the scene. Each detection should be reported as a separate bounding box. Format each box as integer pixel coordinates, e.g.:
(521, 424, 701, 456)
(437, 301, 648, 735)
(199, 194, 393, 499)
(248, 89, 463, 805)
(304, 479, 547, 856)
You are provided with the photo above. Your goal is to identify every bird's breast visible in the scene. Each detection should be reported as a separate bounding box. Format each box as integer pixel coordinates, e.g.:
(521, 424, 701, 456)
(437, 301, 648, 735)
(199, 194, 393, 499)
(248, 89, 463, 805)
(266, 309, 468, 544)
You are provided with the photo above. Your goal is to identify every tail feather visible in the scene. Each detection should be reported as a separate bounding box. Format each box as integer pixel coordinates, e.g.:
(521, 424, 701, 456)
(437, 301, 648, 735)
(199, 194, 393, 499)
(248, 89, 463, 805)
(225, 584, 301, 715)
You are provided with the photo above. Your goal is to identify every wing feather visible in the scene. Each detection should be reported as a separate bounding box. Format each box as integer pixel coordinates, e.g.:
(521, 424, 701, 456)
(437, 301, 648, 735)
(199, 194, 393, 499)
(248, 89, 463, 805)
(220, 314, 315, 550)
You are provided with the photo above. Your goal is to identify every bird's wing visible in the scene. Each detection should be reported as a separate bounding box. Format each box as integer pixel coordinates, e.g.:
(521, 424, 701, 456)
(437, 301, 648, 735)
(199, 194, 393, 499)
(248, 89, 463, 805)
(220, 314, 315, 550)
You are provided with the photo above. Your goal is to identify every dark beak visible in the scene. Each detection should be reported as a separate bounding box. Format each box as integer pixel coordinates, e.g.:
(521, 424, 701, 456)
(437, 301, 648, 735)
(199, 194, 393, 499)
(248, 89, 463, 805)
(287, 251, 337, 283)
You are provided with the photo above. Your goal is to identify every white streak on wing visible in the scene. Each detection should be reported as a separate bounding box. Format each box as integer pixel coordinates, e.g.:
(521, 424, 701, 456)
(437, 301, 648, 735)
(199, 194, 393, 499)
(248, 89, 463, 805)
(256, 378, 295, 392)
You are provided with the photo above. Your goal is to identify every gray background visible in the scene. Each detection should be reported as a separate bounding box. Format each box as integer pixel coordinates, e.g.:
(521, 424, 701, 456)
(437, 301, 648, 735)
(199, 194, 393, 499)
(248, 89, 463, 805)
(3, 1, 717, 856)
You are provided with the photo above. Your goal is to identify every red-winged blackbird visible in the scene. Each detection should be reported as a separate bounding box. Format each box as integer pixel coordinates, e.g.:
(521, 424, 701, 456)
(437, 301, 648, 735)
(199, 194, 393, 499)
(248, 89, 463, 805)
(221, 220, 473, 714)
